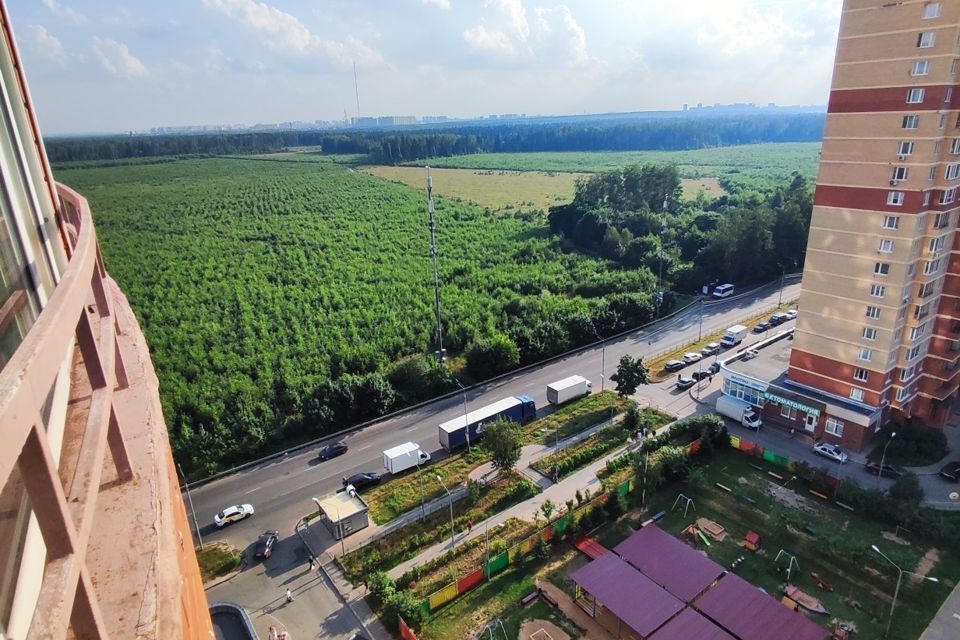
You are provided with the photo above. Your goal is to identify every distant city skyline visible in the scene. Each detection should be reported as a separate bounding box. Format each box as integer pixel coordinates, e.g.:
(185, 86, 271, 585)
(9, 0, 842, 135)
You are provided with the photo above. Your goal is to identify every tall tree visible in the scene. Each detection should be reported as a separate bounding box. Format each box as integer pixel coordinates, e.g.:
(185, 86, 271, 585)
(610, 354, 650, 397)
(485, 419, 523, 473)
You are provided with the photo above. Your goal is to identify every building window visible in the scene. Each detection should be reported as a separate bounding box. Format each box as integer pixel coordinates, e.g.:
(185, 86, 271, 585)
(892, 167, 909, 181)
(930, 166, 937, 180)
(854, 367, 869, 382)
(901, 365, 916, 381)
(907, 88, 926, 103)
(894, 326, 904, 341)
(878, 238, 895, 252)
(924, 258, 941, 275)
(896, 386, 910, 401)
(940, 113, 948, 128)
(929, 235, 946, 252)
(947, 87, 954, 103)
(935, 211, 951, 228)
(883, 215, 900, 230)
(910, 322, 929, 340)
(907, 262, 916, 277)
(870, 284, 885, 298)
(887, 191, 905, 206)
(941, 187, 958, 204)
(935, 140, 943, 155)
(947, 164, 960, 180)
(898, 141, 916, 156)
(849, 387, 865, 402)
(780, 405, 797, 420)
(826, 417, 845, 436)
(866, 305, 882, 319)
(923, 2, 943, 19)
(918, 32, 937, 48)
(863, 327, 878, 341)
(903, 115, 920, 129)
(875, 262, 890, 276)
(912, 60, 930, 76)
(907, 344, 924, 360)
(859, 348, 874, 362)
(924, 190, 932, 206)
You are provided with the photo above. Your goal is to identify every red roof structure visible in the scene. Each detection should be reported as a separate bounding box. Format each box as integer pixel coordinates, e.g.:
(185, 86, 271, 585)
(694, 573, 829, 640)
(648, 608, 736, 640)
(614, 524, 725, 601)
(570, 553, 684, 638)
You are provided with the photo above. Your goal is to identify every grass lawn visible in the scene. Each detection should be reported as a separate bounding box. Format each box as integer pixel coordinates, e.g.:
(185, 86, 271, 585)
(339, 472, 538, 585)
(196, 542, 243, 582)
(417, 556, 585, 640)
(522, 391, 634, 444)
(640, 449, 959, 639)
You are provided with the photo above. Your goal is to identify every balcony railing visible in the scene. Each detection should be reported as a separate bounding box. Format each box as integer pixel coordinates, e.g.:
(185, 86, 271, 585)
(0, 183, 133, 639)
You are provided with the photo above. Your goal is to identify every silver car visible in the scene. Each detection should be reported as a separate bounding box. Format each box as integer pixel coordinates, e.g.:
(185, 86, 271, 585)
(812, 442, 849, 464)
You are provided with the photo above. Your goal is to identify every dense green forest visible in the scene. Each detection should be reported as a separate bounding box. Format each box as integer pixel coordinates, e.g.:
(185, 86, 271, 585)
(61, 156, 667, 476)
(322, 113, 824, 163)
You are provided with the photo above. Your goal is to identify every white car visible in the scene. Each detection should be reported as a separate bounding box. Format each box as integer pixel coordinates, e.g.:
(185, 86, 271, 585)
(682, 352, 703, 364)
(214, 503, 255, 527)
(812, 442, 849, 464)
(701, 342, 721, 356)
(742, 348, 759, 360)
(784, 309, 798, 320)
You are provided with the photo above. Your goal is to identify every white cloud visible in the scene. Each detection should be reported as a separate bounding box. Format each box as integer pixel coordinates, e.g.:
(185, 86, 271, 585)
(26, 24, 67, 65)
(41, 0, 86, 25)
(201, 0, 383, 66)
(421, 0, 451, 8)
(494, 0, 530, 41)
(463, 24, 515, 56)
(92, 37, 147, 78)
(463, 1, 589, 66)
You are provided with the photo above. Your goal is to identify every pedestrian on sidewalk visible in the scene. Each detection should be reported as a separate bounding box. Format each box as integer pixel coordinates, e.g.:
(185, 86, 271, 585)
(307, 555, 315, 571)
(467, 520, 473, 533)
(363, 578, 368, 592)
(285, 588, 294, 603)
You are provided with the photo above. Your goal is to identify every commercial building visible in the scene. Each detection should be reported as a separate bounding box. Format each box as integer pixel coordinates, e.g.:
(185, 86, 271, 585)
(788, 0, 960, 449)
(0, 2, 213, 637)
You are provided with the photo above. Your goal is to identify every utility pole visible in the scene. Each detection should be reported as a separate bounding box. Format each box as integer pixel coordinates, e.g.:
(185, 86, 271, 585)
(427, 167, 445, 364)
(437, 475, 456, 550)
(456, 379, 470, 450)
(656, 196, 668, 318)
(178, 464, 203, 550)
(352, 60, 361, 120)
(778, 271, 785, 307)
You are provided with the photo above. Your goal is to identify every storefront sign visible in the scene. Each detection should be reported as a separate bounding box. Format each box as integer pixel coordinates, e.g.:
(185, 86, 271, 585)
(727, 372, 768, 392)
(763, 391, 820, 417)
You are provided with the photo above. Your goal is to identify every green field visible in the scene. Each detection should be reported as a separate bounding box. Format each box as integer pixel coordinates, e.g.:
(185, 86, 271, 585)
(407, 142, 821, 192)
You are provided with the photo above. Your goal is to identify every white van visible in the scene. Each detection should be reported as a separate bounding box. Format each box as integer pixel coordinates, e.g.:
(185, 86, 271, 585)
(713, 283, 734, 298)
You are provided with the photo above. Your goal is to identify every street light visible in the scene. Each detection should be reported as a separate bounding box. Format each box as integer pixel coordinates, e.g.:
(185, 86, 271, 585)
(417, 466, 426, 521)
(436, 475, 455, 550)
(456, 379, 471, 451)
(312, 496, 345, 556)
(871, 544, 940, 638)
(878, 431, 897, 488)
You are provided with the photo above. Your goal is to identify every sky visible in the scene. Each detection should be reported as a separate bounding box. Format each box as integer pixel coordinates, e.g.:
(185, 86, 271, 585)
(8, 0, 843, 135)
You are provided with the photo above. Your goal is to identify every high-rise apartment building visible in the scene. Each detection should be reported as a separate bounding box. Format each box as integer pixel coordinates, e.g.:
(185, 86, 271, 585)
(789, 0, 960, 450)
(0, 2, 213, 638)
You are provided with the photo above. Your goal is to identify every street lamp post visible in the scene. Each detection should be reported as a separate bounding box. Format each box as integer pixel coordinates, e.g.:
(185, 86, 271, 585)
(871, 544, 940, 638)
(417, 467, 426, 521)
(437, 475, 455, 550)
(178, 464, 203, 550)
(878, 431, 897, 488)
(456, 380, 471, 451)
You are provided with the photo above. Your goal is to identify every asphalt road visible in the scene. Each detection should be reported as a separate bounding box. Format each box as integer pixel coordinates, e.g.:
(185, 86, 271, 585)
(190, 280, 801, 549)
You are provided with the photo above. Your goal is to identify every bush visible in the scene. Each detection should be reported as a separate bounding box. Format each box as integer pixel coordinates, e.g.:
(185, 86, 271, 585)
(383, 589, 424, 631)
(368, 570, 396, 605)
(465, 334, 520, 380)
(873, 420, 948, 466)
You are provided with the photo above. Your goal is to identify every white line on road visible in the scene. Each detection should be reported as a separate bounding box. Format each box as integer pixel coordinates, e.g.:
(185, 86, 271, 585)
(356, 444, 372, 451)
(243, 486, 261, 495)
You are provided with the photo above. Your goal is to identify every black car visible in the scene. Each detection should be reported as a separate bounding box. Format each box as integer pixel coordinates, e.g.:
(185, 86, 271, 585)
(940, 460, 960, 481)
(665, 359, 685, 372)
(691, 370, 711, 381)
(343, 472, 382, 490)
(318, 441, 348, 461)
(752, 322, 770, 333)
(253, 530, 279, 560)
(864, 461, 902, 479)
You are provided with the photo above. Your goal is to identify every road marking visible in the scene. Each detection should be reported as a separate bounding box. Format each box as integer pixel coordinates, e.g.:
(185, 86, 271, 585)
(356, 444, 372, 451)
(243, 486, 261, 495)
(953, 613, 960, 621)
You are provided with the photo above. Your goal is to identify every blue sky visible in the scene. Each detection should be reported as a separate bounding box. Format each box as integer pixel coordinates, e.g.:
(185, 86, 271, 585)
(8, 0, 843, 134)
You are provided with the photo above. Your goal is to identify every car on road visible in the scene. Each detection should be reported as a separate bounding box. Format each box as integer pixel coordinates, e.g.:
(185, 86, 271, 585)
(939, 460, 960, 481)
(701, 342, 721, 356)
(675, 376, 696, 390)
(214, 503, 255, 527)
(752, 322, 770, 333)
(253, 530, 279, 560)
(664, 359, 685, 372)
(741, 349, 759, 360)
(769, 312, 790, 326)
(708, 361, 721, 374)
(864, 461, 902, 479)
(682, 352, 703, 364)
(784, 309, 798, 320)
(812, 442, 849, 464)
(691, 370, 711, 381)
(318, 441, 348, 461)
(343, 472, 382, 490)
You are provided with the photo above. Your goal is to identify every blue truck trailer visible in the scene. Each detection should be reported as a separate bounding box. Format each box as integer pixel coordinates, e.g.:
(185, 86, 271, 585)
(438, 395, 536, 451)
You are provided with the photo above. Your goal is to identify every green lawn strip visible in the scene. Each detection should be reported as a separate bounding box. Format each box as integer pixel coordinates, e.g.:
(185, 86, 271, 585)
(363, 446, 490, 524)
(532, 409, 672, 480)
(644, 449, 957, 639)
(522, 391, 633, 444)
(339, 472, 538, 585)
(196, 542, 243, 582)
(417, 556, 585, 640)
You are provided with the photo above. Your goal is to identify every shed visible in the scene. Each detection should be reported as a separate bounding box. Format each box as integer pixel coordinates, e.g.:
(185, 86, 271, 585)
(315, 489, 369, 539)
(648, 608, 736, 640)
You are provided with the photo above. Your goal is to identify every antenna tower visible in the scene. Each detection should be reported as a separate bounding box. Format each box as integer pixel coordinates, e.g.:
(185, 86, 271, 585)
(427, 167, 446, 364)
(353, 60, 361, 119)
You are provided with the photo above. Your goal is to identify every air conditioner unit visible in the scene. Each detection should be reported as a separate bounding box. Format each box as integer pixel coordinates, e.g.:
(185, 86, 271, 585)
(890, 179, 899, 186)
(898, 155, 907, 161)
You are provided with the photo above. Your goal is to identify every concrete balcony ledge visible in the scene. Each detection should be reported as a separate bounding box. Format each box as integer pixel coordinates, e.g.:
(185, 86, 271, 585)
(210, 602, 259, 640)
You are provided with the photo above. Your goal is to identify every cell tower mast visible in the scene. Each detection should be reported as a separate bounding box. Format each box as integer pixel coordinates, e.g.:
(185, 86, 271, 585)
(427, 167, 445, 364)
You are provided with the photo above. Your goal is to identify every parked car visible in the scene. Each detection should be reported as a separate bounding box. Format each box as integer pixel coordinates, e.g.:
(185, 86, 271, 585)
(742, 349, 759, 360)
(784, 309, 798, 320)
(701, 342, 721, 356)
(682, 352, 703, 364)
(214, 503, 255, 527)
(708, 361, 721, 374)
(343, 472, 382, 490)
(692, 370, 711, 381)
(253, 530, 279, 560)
(752, 322, 770, 334)
(769, 312, 790, 326)
(939, 460, 960, 481)
(864, 461, 902, 479)
(812, 442, 849, 464)
(676, 376, 696, 390)
(318, 441, 348, 461)
(665, 359, 685, 372)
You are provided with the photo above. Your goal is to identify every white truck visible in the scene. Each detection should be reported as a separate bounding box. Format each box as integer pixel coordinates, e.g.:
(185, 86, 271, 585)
(383, 442, 431, 475)
(546, 376, 592, 405)
(720, 324, 748, 348)
(716, 395, 762, 430)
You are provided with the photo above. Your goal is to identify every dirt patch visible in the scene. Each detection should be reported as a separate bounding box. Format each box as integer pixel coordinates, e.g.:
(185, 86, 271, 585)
(763, 481, 821, 514)
(912, 548, 940, 582)
(880, 531, 911, 546)
(520, 619, 571, 640)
